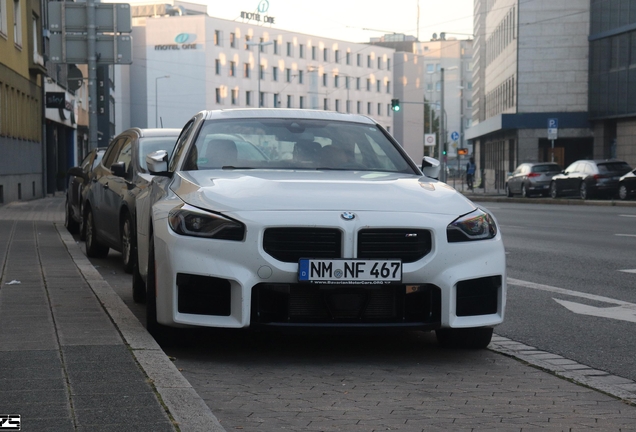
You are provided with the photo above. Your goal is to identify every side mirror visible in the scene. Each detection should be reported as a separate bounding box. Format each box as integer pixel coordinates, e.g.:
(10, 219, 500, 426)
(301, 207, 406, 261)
(146, 150, 170, 175)
(111, 161, 127, 178)
(67, 166, 87, 181)
(421, 156, 441, 180)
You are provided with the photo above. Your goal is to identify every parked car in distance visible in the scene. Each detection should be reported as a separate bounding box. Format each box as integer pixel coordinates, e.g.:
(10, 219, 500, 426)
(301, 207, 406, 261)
(505, 162, 561, 198)
(618, 168, 636, 200)
(65, 147, 106, 239)
(549, 159, 633, 200)
(135, 109, 506, 349)
(82, 128, 180, 274)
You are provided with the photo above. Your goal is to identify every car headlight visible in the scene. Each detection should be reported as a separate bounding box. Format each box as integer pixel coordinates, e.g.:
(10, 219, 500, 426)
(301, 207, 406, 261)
(168, 204, 245, 241)
(447, 208, 497, 242)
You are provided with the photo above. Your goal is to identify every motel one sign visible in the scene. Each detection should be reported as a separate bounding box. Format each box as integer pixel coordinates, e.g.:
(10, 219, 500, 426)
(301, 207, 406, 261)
(241, 0, 275, 24)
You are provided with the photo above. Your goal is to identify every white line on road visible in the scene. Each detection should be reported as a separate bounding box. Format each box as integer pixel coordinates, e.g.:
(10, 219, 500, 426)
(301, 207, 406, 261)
(619, 269, 636, 274)
(507, 278, 634, 306)
(619, 214, 636, 218)
(615, 234, 636, 237)
(553, 298, 636, 323)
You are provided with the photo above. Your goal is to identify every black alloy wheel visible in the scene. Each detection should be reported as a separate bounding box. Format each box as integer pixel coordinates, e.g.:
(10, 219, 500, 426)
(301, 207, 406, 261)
(580, 182, 588, 200)
(550, 181, 559, 199)
(85, 208, 110, 258)
(521, 184, 528, 198)
(505, 184, 513, 197)
(619, 184, 628, 200)
(435, 327, 493, 349)
(121, 215, 136, 274)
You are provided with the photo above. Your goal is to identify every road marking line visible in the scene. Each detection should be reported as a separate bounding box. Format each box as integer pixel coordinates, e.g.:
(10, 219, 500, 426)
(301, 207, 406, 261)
(507, 277, 634, 307)
(552, 298, 636, 323)
(619, 214, 636, 218)
(615, 234, 636, 237)
(619, 269, 636, 274)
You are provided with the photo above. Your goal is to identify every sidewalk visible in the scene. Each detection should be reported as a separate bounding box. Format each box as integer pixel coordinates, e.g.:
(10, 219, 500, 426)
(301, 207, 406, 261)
(0, 197, 224, 431)
(1, 196, 636, 431)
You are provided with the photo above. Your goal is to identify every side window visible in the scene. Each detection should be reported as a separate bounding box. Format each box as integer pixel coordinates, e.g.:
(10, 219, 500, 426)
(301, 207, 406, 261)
(169, 120, 196, 172)
(101, 138, 124, 169)
(116, 138, 133, 178)
(565, 162, 578, 173)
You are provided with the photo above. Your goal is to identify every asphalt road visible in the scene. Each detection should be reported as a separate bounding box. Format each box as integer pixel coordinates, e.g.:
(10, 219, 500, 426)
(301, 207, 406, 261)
(474, 200, 636, 382)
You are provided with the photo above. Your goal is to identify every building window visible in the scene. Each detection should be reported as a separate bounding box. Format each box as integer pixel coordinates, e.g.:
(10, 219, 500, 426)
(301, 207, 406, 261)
(13, 0, 21, 46)
(387, 58, 391, 70)
(426, 83, 433, 91)
(231, 89, 238, 105)
(244, 63, 250, 78)
(246, 91, 252, 106)
(335, 50, 340, 63)
(377, 57, 382, 69)
(0, 0, 7, 36)
(324, 98, 329, 110)
(215, 59, 221, 75)
(273, 40, 279, 54)
(427, 64, 434, 73)
(259, 38, 266, 52)
(260, 92, 265, 107)
(299, 44, 304, 58)
(259, 65, 264, 79)
(357, 101, 361, 114)
(436, 81, 441, 91)
(367, 55, 371, 68)
(376, 80, 381, 92)
(377, 103, 381, 115)
(467, 100, 473, 108)
(272, 66, 278, 81)
(230, 33, 236, 48)
(366, 79, 371, 91)
(229, 61, 236, 77)
(386, 81, 391, 93)
(245, 35, 251, 50)
(467, 82, 473, 90)
(299, 96, 304, 108)
(334, 74, 339, 88)
(335, 99, 340, 112)
(214, 30, 221, 46)
(298, 70, 304, 84)
(346, 52, 351, 65)
(286, 68, 292, 82)
(345, 76, 349, 89)
(274, 93, 280, 107)
(356, 77, 360, 90)
(287, 95, 293, 108)
(357, 53, 361, 66)
(323, 73, 327, 86)
(312, 46, 316, 60)
(323, 48, 328, 61)
(367, 102, 371, 114)
(287, 42, 293, 56)
(215, 88, 222, 104)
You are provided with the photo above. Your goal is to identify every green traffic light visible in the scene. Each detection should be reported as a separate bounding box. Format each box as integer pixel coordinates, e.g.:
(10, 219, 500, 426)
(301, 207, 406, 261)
(394, 105, 400, 112)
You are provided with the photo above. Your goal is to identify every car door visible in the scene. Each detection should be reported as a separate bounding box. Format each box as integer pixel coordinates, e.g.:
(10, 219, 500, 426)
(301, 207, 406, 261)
(561, 162, 581, 195)
(101, 136, 134, 247)
(508, 166, 522, 193)
(91, 139, 123, 237)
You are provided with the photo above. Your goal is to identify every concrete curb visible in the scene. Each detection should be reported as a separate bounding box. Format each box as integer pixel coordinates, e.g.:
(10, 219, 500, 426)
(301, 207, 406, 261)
(490, 335, 636, 405)
(57, 224, 227, 432)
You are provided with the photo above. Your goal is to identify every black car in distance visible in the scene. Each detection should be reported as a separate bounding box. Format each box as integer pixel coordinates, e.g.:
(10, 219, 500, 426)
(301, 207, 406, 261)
(549, 159, 633, 200)
(82, 128, 180, 272)
(618, 168, 636, 200)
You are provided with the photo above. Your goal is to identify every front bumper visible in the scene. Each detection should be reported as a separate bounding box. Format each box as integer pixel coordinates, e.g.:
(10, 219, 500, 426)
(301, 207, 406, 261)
(152, 210, 507, 330)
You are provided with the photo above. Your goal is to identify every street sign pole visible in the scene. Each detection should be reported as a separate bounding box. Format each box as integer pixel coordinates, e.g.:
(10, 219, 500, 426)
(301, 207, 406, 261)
(548, 118, 558, 163)
(87, 0, 98, 150)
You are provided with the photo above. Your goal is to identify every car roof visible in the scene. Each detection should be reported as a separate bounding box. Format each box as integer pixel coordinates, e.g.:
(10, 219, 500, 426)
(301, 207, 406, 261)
(122, 128, 182, 138)
(202, 109, 377, 125)
(573, 159, 628, 164)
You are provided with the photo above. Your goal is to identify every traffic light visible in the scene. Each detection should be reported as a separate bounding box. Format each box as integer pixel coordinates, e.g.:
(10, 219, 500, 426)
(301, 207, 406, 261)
(442, 148, 447, 156)
(391, 98, 400, 112)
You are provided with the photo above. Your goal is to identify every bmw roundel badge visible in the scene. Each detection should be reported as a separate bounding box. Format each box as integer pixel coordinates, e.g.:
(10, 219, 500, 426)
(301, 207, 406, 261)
(341, 211, 355, 221)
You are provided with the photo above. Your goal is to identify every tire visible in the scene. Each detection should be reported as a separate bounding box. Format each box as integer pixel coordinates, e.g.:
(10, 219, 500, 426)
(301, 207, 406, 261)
(78, 203, 87, 241)
(132, 258, 146, 303)
(121, 214, 136, 274)
(521, 184, 529, 198)
(550, 181, 558, 199)
(435, 327, 493, 349)
(618, 184, 628, 200)
(505, 184, 513, 197)
(64, 198, 79, 234)
(146, 234, 179, 344)
(579, 182, 588, 200)
(85, 207, 109, 258)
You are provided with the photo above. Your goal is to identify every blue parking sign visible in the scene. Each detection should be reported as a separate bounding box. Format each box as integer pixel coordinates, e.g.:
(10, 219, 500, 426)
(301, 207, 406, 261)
(548, 118, 558, 129)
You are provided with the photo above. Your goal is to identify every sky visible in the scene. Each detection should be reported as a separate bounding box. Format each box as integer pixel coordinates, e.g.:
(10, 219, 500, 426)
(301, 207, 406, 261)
(127, 0, 475, 43)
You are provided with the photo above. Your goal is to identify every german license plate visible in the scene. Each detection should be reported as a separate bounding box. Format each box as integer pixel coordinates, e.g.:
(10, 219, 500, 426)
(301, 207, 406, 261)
(298, 259, 402, 284)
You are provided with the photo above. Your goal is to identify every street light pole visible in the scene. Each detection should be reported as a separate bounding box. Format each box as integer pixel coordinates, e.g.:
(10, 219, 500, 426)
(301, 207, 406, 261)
(155, 75, 169, 127)
(440, 67, 445, 182)
(247, 40, 273, 107)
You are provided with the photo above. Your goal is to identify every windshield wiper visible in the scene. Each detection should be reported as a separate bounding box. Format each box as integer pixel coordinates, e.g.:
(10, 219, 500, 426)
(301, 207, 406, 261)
(221, 166, 255, 170)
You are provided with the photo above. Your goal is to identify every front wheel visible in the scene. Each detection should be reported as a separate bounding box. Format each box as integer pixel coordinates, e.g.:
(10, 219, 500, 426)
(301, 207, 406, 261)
(521, 184, 529, 198)
(550, 181, 559, 199)
(145, 234, 176, 344)
(435, 327, 493, 349)
(65, 198, 79, 234)
(85, 208, 109, 258)
(121, 215, 136, 274)
(580, 182, 589, 200)
(618, 184, 628, 200)
(505, 184, 513, 197)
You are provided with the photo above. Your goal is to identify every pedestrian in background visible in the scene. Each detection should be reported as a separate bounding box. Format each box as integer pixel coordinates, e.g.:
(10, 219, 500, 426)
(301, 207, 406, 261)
(466, 157, 476, 191)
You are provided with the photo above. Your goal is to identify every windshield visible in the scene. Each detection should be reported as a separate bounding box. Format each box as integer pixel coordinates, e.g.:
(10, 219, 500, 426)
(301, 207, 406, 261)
(182, 119, 416, 174)
(532, 164, 561, 173)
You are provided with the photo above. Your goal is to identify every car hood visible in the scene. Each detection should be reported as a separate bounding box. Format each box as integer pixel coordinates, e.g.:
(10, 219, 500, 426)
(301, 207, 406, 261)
(171, 170, 477, 216)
